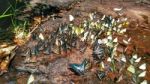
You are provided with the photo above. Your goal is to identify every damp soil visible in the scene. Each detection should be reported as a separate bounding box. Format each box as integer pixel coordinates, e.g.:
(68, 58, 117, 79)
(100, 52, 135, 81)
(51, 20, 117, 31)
(0, 0, 150, 84)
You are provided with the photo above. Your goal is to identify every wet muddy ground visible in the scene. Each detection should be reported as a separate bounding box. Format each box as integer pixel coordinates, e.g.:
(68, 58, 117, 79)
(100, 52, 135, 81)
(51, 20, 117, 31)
(0, 0, 150, 84)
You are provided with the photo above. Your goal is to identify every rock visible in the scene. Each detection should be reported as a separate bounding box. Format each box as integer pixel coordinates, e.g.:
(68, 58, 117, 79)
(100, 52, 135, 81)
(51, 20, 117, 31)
(48, 0, 79, 9)
(136, 0, 150, 5)
(28, 0, 79, 9)
(47, 58, 70, 83)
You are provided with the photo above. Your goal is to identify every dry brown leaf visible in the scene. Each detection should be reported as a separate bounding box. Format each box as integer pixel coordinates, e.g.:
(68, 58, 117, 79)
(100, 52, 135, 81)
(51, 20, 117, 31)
(107, 72, 117, 80)
(14, 39, 26, 46)
(0, 58, 9, 72)
(0, 45, 16, 58)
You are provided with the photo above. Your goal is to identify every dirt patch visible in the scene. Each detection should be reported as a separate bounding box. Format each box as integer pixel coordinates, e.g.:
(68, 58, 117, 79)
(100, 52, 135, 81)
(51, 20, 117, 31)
(0, 0, 150, 84)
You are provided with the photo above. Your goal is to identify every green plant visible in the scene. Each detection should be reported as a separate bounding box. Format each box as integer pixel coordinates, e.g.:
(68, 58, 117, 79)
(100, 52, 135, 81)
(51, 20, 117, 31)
(0, 0, 30, 41)
(0, 5, 13, 19)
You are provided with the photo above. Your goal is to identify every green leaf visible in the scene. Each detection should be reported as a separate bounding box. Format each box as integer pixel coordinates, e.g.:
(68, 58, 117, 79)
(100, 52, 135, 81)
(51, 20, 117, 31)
(0, 14, 13, 19)
(2, 5, 12, 15)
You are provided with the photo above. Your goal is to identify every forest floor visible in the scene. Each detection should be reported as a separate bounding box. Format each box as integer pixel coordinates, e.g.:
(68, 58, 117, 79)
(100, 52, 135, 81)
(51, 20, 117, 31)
(0, 0, 150, 84)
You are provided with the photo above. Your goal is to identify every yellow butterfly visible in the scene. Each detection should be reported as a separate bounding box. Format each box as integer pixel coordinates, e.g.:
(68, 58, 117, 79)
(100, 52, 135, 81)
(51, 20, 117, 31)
(73, 26, 84, 36)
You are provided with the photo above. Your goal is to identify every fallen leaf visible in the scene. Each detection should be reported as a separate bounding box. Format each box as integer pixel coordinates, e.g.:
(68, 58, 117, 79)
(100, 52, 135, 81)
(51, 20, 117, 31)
(14, 39, 26, 46)
(0, 45, 16, 58)
(0, 58, 9, 72)
(107, 72, 116, 80)
(15, 32, 24, 39)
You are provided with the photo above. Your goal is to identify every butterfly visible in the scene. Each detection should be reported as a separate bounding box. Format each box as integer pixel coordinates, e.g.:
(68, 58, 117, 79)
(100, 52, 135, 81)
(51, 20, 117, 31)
(31, 45, 39, 56)
(37, 41, 45, 51)
(93, 40, 105, 62)
(69, 59, 90, 75)
(97, 71, 105, 80)
(22, 48, 31, 57)
(43, 46, 51, 55)
(102, 15, 113, 28)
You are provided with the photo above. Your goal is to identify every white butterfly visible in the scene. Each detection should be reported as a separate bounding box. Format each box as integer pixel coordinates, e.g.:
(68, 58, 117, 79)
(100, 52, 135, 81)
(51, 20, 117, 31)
(107, 57, 112, 62)
(139, 63, 146, 70)
(39, 33, 44, 40)
(121, 55, 126, 63)
(138, 71, 146, 77)
(27, 74, 35, 84)
(113, 8, 123, 12)
(135, 57, 141, 63)
(132, 54, 138, 59)
(140, 80, 147, 84)
(113, 37, 118, 43)
(127, 65, 135, 73)
(69, 15, 74, 21)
